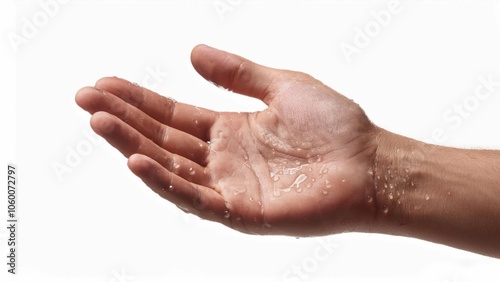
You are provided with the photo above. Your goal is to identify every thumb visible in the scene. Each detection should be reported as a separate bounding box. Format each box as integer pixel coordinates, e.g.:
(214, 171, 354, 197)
(190, 44, 282, 105)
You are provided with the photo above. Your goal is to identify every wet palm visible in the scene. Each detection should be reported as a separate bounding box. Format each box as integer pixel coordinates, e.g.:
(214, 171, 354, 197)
(76, 45, 379, 237)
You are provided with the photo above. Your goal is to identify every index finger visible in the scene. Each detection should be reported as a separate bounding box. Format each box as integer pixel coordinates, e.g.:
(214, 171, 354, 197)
(95, 76, 218, 141)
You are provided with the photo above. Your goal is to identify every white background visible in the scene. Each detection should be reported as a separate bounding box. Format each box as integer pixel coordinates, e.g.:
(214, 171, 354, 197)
(2, 0, 500, 281)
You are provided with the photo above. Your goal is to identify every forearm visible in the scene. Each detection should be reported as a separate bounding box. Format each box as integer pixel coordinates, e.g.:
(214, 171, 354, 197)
(373, 129, 500, 258)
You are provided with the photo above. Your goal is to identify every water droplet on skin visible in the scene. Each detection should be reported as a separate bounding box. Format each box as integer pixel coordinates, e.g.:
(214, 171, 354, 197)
(173, 163, 180, 169)
(325, 180, 332, 189)
(257, 201, 262, 206)
(283, 164, 309, 175)
(367, 196, 373, 203)
(311, 177, 316, 182)
(294, 160, 301, 165)
(273, 188, 282, 197)
(211, 81, 221, 88)
(223, 210, 230, 218)
(168, 185, 174, 190)
(389, 184, 394, 189)
(384, 183, 388, 189)
(425, 194, 430, 200)
(232, 187, 247, 196)
(243, 154, 249, 160)
(383, 206, 389, 214)
(322, 190, 328, 195)
(279, 187, 291, 193)
(410, 181, 415, 187)
(306, 183, 312, 189)
(296, 187, 303, 193)
(289, 174, 307, 190)
(388, 193, 394, 200)
(318, 164, 327, 174)
(341, 179, 346, 183)
(177, 205, 190, 213)
(189, 167, 195, 175)
(249, 197, 254, 201)
(307, 155, 322, 164)
(308, 167, 312, 172)
(377, 175, 381, 180)
(273, 175, 280, 181)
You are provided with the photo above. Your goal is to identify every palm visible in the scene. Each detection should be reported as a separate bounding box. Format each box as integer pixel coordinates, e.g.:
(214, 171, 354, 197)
(76, 45, 378, 236)
(207, 80, 376, 235)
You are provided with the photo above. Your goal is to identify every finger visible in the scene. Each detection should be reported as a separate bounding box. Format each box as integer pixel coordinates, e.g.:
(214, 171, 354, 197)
(94, 76, 217, 141)
(90, 111, 208, 185)
(76, 87, 209, 165)
(190, 44, 284, 105)
(128, 154, 228, 221)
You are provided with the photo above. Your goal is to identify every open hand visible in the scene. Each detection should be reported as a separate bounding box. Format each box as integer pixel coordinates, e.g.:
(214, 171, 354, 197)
(76, 45, 380, 236)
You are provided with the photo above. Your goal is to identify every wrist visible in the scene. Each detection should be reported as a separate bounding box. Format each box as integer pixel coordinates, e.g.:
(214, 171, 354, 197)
(372, 129, 500, 257)
(371, 129, 429, 233)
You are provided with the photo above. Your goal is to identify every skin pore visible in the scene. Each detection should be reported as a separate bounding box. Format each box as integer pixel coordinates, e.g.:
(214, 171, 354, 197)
(75, 44, 500, 258)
